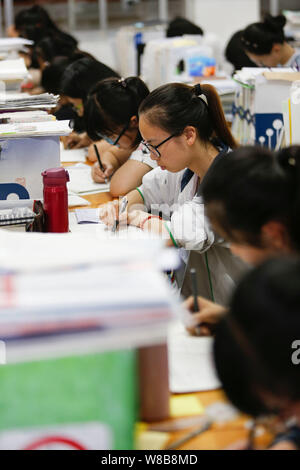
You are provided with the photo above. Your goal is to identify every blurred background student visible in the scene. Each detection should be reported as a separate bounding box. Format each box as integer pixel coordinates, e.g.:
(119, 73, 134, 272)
(60, 57, 119, 149)
(184, 145, 300, 335)
(84, 76, 156, 196)
(241, 14, 300, 69)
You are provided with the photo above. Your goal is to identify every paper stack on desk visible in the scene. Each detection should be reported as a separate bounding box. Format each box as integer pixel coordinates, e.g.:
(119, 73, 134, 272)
(0, 120, 71, 138)
(0, 38, 33, 52)
(0, 92, 59, 111)
(0, 229, 178, 362)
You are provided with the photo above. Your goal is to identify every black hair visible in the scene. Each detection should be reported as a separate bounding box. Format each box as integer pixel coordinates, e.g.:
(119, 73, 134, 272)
(214, 257, 300, 417)
(201, 145, 300, 252)
(34, 34, 78, 64)
(14, 5, 77, 46)
(225, 30, 257, 71)
(84, 76, 149, 142)
(241, 14, 286, 55)
(166, 16, 203, 37)
(138, 82, 237, 149)
(60, 57, 119, 100)
(41, 51, 94, 94)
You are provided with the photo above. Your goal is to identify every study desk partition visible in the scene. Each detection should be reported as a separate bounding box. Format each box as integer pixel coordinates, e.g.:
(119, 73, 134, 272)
(65, 163, 273, 450)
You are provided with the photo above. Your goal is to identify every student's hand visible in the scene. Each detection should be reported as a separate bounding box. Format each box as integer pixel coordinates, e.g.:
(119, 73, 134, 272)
(62, 133, 91, 149)
(127, 210, 149, 228)
(91, 161, 114, 183)
(183, 296, 227, 336)
(99, 200, 128, 229)
(268, 440, 298, 450)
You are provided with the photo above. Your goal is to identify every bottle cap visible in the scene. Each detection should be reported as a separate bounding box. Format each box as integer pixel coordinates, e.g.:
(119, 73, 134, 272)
(42, 167, 69, 185)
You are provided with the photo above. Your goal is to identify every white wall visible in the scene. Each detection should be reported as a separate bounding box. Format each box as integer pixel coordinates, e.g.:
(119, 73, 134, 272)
(185, 0, 260, 45)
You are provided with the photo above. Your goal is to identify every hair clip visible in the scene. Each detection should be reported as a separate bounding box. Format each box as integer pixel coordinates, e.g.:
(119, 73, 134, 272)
(288, 157, 296, 166)
(118, 78, 127, 88)
(193, 83, 208, 107)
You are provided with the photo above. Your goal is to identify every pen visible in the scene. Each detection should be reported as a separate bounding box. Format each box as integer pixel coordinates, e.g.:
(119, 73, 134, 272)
(190, 268, 199, 312)
(112, 197, 128, 233)
(165, 417, 212, 450)
(93, 143, 108, 184)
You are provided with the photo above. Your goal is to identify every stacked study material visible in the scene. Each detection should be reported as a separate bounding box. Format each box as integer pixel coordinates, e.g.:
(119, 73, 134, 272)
(0, 38, 33, 53)
(0, 229, 179, 362)
(0, 110, 55, 124)
(0, 58, 29, 91)
(0, 120, 71, 138)
(0, 92, 59, 111)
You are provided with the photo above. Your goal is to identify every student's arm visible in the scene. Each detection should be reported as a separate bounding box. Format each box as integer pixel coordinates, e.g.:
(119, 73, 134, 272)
(110, 160, 153, 197)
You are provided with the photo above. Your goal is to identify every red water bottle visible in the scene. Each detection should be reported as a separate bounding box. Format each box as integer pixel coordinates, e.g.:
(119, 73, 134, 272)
(42, 168, 69, 233)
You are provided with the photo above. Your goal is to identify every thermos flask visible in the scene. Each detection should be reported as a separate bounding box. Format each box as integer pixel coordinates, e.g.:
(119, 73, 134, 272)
(42, 168, 69, 233)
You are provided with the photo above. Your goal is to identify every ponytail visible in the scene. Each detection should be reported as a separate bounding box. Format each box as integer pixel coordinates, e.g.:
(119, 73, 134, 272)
(139, 82, 236, 149)
(241, 14, 286, 55)
(84, 76, 149, 141)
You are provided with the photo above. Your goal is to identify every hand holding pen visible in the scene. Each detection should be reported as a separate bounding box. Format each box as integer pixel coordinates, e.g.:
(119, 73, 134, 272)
(93, 143, 110, 184)
(112, 197, 128, 232)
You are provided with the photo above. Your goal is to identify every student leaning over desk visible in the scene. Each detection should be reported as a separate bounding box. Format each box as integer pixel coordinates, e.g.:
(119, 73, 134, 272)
(84, 76, 157, 197)
(100, 82, 246, 304)
(184, 145, 300, 336)
(241, 14, 300, 70)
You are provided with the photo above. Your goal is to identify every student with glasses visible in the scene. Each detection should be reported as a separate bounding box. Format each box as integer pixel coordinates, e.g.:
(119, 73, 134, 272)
(84, 76, 157, 197)
(100, 82, 247, 303)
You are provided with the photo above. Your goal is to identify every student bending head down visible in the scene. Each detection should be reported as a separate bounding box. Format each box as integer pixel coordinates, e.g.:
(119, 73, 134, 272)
(241, 14, 300, 70)
(100, 82, 246, 304)
(214, 257, 300, 437)
(201, 145, 300, 265)
(84, 76, 157, 196)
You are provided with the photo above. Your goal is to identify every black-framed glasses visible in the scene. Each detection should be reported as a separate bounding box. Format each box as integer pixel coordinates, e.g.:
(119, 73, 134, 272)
(97, 122, 129, 147)
(142, 133, 178, 158)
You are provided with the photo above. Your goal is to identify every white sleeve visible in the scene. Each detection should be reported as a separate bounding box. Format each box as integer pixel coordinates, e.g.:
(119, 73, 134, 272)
(129, 146, 157, 169)
(168, 195, 216, 251)
(137, 167, 174, 213)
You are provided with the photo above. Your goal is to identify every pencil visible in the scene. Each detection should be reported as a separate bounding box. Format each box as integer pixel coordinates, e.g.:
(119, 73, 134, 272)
(112, 197, 128, 233)
(190, 268, 199, 312)
(165, 418, 212, 450)
(93, 143, 108, 184)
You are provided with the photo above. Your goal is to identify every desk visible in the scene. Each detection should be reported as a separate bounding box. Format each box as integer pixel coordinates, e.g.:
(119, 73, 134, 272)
(66, 162, 273, 450)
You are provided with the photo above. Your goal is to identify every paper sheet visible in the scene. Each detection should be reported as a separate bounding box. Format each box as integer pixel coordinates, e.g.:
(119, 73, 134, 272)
(75, 208, 100, 223)
(68, 194, 91, 208)
(60, 145, 87, 163)
(135, 431, 170, 450)
(170, 395, 204, 418)
(168, 322, 221, 393)
(67, 164, 110, 194)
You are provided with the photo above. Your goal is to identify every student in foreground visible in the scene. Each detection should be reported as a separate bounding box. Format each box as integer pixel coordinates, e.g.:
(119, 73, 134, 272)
(184, 145, 300, 334)
(214, 257, 300, 450)
(100, 82, 246, 303)
(84, 76, 157, 196)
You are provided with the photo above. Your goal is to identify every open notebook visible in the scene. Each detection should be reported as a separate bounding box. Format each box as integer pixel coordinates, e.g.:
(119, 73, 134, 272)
(67, 164, 110, 194)
(168, 322, 221, 393)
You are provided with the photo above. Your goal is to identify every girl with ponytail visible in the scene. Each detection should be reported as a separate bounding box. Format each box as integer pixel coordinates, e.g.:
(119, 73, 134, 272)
(84, 76, 157, 196)
(100, 82, 246, 304)
(241, 14, 300, 69)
